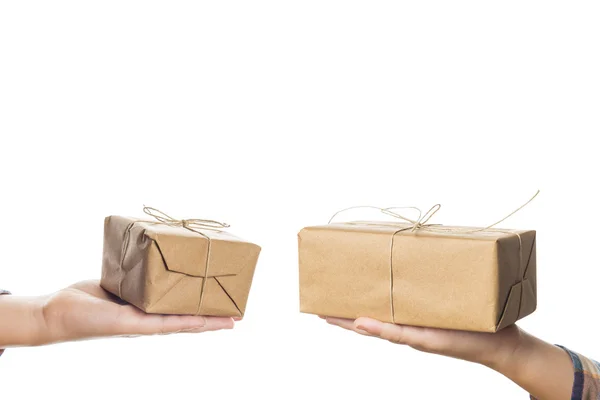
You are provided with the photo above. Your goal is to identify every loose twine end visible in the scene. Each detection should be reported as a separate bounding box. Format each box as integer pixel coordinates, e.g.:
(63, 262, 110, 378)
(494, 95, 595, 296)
(328, 190, 540, 232)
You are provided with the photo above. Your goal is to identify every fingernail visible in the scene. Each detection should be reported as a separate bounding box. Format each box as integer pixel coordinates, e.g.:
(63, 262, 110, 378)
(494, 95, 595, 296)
(222, 318, 235, 329)
(213, 322, 234, 330)
(355, 328, 371, 335)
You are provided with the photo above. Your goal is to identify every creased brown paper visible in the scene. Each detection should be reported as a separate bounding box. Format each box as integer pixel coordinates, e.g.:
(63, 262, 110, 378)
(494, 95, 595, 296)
(101, 215, 261, 317)
(298, 221, 536, 332)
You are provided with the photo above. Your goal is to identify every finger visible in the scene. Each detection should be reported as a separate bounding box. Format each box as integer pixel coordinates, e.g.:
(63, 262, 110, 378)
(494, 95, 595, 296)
(324, 317, 355, 331)
(325, 317, 372, 336)
(179, 317, 236, 333)
(355, 317, 423, 345)
(117, 306, 234, 335)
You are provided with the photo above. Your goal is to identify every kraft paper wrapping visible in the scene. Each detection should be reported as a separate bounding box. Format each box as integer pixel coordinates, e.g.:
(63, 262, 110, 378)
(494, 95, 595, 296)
(101, 215, 261, 317)
(298, 221, 536, 332)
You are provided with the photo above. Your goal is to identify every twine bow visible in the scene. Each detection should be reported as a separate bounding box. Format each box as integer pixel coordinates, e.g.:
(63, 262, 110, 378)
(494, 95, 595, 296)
(329, 204, 442, 232)
(143, 206, 230, 231)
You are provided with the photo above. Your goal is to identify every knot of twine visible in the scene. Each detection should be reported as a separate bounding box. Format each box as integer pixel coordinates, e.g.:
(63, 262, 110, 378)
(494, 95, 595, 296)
(143, 206, 230, 231)
(328, 190, 540, 232)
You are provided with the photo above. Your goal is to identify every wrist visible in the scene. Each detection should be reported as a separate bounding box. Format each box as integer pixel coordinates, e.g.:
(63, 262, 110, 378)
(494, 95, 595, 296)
(482, 325, 530, 373)
(31, 295, 51, 346)
(481, 328, 575, 400)
(0, 295, 48, 348)
(20, 296, 48, 346)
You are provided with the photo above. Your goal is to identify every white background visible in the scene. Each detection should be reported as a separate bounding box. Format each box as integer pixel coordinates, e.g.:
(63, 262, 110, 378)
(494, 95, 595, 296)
(0, 1, 598, 399)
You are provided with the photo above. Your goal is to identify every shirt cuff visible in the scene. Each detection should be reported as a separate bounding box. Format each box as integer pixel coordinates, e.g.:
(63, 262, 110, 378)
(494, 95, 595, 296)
(534, 345, 600, 400)
(0, 289, 10, 356)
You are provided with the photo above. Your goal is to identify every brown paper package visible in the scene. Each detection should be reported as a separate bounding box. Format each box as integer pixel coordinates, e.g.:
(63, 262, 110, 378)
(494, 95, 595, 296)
(101, 216, 261, 317)
(298, 221, 536, 332)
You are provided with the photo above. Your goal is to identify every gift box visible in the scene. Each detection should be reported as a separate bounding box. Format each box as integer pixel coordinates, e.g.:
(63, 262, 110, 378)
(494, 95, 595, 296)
(101, 211, 261, 317)
(298, 220, 536, 332)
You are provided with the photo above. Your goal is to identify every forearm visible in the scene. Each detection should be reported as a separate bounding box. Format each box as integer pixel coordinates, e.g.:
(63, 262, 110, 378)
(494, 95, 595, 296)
(0, 295, 45, 348)
(488, 330, 574, 400)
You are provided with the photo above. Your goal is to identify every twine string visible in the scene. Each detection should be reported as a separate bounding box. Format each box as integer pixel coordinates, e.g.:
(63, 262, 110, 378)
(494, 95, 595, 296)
(142, 206, 230, 231)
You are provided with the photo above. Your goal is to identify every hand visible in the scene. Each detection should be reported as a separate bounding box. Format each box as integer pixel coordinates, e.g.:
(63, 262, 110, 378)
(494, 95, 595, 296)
(0, 280, 235, 348)
(323, 316, 522, 368)
(323, 316, 574, 400)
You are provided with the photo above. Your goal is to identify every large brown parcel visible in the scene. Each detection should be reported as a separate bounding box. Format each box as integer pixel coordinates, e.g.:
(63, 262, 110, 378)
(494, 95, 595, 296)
(298, 221, 536, 332)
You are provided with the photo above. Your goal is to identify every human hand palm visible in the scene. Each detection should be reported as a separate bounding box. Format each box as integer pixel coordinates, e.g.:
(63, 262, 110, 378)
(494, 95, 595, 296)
(324, 316, 522, 367)
(38, 280, 234, 345)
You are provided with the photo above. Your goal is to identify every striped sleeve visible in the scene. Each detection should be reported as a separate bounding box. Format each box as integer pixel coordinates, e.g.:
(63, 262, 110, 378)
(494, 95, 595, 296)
(0, 289, 10, 357)
(532, 346, 600, 400)
(560, 346, 600, 400)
